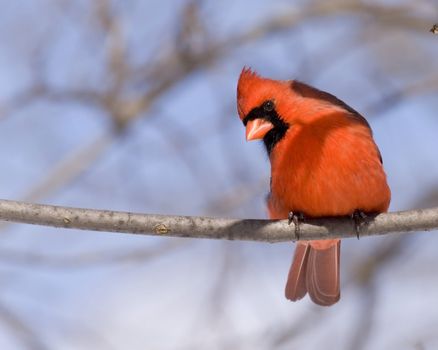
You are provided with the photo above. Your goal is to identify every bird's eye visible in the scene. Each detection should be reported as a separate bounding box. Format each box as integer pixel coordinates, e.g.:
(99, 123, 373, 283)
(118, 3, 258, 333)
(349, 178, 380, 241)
(263, 100, 274, 112)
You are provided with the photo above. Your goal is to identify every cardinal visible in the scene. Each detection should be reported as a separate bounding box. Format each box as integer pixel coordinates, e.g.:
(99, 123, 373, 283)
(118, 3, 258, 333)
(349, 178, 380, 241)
(237, 68, 390, 306)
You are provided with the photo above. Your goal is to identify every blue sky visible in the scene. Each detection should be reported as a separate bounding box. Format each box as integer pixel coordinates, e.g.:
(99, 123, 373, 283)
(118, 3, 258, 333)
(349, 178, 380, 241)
(0, 1, 438, 349)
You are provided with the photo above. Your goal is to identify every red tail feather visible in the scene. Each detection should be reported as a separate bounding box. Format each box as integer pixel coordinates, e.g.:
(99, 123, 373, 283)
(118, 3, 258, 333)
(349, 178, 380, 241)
(285, 240, 340, 306)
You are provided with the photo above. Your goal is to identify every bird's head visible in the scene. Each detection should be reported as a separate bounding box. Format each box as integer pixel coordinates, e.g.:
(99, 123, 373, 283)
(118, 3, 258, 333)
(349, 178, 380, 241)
(237, 67, 292, 153)
(237, 67, 366, 154)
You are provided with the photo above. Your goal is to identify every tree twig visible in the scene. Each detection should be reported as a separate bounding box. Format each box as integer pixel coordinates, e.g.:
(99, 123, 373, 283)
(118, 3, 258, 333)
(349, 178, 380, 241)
(0, 199, 437, 242)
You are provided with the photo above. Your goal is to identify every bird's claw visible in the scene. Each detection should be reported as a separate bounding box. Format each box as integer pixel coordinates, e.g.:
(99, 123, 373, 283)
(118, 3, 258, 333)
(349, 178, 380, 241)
(352, 210, 368, 240)
(288, 211, 305, 241)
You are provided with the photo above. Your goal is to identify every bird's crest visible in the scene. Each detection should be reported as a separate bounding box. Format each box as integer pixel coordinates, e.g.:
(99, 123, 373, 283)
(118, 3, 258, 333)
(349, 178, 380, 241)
(237, 67, 266, 119)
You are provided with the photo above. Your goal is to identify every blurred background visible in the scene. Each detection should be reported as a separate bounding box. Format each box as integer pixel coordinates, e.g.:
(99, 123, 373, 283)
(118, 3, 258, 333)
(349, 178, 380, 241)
(0, 0, 437, 349)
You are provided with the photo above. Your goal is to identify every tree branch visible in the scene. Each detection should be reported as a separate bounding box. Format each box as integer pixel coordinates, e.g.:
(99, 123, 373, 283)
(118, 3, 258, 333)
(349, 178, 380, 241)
(0, 199, 437, 242)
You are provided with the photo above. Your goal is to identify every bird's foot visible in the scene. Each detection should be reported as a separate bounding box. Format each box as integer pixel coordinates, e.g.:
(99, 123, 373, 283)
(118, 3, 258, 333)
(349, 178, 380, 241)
(352, 210, 368, 240)
(288, 211, 305, 240)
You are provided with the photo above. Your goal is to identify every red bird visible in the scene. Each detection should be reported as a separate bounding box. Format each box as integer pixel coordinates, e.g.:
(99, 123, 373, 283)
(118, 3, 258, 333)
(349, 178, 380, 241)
(237, 68, 390, 306)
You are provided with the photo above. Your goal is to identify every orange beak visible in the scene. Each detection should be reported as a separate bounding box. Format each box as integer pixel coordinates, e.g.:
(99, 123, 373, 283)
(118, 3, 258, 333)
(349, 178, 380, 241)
(245, 119, 274, 141)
